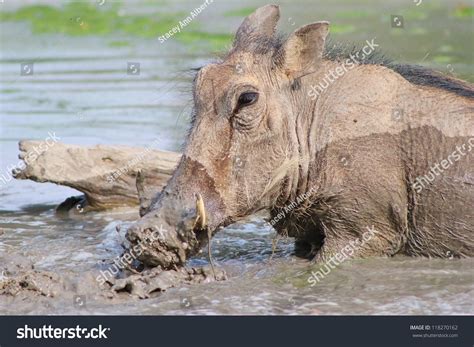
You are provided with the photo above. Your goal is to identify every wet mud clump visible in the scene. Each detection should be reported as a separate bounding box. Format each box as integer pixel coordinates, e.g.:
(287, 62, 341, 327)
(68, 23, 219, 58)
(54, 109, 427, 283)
(0, 254, 225, 306)
(108, 265, 226, 299)
(0, 257, 66, 298)
(0, 270, 64, 298)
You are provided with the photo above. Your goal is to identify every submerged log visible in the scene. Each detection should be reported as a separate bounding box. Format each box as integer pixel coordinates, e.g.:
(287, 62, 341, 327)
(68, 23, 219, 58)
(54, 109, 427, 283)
(13, 141, 181, 211)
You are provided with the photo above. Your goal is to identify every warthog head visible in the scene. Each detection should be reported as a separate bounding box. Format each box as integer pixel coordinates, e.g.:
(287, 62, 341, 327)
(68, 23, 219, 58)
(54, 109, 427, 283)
(127, 5, 330, 268)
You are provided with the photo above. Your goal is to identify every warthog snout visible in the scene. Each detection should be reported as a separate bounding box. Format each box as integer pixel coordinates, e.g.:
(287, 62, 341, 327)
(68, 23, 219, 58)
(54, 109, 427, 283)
(126, 197, 211, 269)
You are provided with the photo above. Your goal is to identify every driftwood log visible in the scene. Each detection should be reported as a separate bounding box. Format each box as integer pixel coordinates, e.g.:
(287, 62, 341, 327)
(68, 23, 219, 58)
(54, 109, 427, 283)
(13, 141, 180, 213)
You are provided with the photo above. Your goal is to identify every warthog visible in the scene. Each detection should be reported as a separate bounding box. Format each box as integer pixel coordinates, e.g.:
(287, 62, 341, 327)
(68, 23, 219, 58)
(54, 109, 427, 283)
(127, 5, 473, 270)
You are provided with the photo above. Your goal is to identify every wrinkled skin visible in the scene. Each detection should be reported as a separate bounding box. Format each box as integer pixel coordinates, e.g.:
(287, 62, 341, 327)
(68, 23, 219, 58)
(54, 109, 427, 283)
(127, 5, 474, 269)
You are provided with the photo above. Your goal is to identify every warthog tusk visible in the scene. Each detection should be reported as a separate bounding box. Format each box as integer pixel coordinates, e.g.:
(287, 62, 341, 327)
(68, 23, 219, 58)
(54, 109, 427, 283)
(193, 193, 217, 280)
(194, 193, 207, 230)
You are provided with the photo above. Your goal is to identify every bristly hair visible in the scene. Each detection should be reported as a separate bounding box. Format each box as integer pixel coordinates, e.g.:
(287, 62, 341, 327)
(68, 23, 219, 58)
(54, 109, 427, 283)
(324, 38, 393, 66)
(324, 37, 474, 99)
(193, 34, 473, 100)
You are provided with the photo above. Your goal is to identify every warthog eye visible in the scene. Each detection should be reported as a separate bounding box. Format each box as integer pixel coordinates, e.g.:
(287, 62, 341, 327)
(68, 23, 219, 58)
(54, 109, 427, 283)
(237, 92, 258, 109)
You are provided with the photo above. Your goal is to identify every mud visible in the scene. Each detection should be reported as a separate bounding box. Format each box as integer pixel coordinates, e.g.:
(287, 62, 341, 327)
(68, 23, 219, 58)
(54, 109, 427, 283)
(0, 254, 101, 301)
(0, 253, 226, 303)
(0, 257, 65, 298)
(126, 202, 210, 270)
(109, 266, 226, 299)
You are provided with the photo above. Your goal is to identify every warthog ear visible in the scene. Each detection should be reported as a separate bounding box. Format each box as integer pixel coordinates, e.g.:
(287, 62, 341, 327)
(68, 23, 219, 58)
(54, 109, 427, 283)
(233, 4, 280, 48)
(282, 22, 329, 76)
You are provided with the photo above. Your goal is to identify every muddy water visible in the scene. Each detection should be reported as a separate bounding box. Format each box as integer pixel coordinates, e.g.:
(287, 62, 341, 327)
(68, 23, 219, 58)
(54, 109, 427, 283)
(1, 0, 473, 315)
